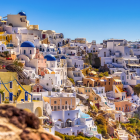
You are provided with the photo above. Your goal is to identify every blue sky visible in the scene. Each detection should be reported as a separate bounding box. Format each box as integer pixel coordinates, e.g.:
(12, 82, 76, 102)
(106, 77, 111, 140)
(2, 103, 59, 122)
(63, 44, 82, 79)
(0, 0, 140, 43)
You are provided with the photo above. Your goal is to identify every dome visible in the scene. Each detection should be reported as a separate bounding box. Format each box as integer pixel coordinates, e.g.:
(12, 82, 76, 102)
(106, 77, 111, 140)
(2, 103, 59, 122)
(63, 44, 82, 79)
(21, 41, 35, 48)
(18, 11, 26, 16)
(61, 56, 66, 59)
(44, 54, 56, 61)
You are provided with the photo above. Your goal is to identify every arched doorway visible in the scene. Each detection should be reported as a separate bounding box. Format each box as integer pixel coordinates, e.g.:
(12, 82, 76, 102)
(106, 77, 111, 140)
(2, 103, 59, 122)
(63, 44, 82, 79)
(24, 108, 32, 113)
(66, 119, 72, 127)
(35, 107, 42, 117)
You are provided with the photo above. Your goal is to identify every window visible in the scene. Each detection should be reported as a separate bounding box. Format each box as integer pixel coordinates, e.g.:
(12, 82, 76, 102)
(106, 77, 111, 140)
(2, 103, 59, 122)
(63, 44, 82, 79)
(33, 98, 35, 100)
(10, 81, 12, 89)
(65, 106, 67, 109)
(127, 76, 129, 79)
(58, 106, 60, 109)
(30, 50, 32, 54)
(51, 106, 53, 110)
(54, 106, 57, 111)
(86, 90, 87, 92)
(122, 76, 124, 80)
(37, 98, 39, 100)
(119, 107, 121, 110)
(109, 82, 110, 85)
(24, 50, 26, 54)
(2, 93, 5, 101)
(68, 113, 70, 116)
(65, 101, 67, 104)
(116, 107, 118, 110)
(54, 101, 57, 104)
(88, 90, 90, 92)
(62, 106, 64, 109)
(46, 83, 49, 86)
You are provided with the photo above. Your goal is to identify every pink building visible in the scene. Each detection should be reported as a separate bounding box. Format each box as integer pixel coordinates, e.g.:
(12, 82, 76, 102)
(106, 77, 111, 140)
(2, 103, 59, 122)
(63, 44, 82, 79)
(35, 49, 47, 76)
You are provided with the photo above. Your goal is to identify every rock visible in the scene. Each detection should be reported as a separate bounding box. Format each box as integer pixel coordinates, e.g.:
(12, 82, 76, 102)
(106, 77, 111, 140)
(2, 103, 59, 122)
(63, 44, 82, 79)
(107, 125, 114, 136)
(0, 105, 61, 140)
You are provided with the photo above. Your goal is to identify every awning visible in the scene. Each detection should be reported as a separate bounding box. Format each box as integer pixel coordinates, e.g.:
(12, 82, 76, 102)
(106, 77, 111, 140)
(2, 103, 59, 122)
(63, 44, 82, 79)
(38, 116, 49, 119)
(114, 79, 122, 82)
(67, 120, 72, 122)
(0, 21, 7, 22)
(90, 71, 97, 75)
(77, 81, 83, 83)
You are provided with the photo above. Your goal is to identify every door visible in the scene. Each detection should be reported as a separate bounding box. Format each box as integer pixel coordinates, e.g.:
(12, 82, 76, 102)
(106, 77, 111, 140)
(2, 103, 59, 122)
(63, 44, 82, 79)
(119, 116, 120, 122)
(25, 91, 28, 101)
(104, 52, 106, 57)
(24, 50, 26, 54)
(9, 92, 13, 101)
(37, 87, 39, 92)
(42, 34, 46, 39)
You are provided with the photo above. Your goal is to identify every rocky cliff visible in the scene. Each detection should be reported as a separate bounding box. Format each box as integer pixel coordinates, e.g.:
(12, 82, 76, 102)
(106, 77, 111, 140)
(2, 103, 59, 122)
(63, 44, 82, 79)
(0, 105, 61, 140)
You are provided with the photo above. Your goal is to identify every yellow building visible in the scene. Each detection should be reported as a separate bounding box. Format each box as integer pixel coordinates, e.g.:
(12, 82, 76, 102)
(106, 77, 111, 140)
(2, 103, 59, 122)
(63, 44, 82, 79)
(0, 32, 12, 45)
(0, 72, 31, 103)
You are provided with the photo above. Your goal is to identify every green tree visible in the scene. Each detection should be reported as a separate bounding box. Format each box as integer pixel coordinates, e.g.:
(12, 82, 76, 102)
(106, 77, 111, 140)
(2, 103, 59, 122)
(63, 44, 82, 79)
(0, 89, 4, 101)
(99, 73, 104, 77)
(13, 60, 19, 67)
(103, 72, 109, 76)
(3, 51, 9, 57)
(134, 84, 140, 97)
(94, 69, 99, 72)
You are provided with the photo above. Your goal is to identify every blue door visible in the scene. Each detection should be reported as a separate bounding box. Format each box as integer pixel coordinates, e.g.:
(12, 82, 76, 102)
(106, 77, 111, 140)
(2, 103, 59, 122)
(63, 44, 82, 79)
(9, 92, 13, 101)
(25, 91, 28, 101)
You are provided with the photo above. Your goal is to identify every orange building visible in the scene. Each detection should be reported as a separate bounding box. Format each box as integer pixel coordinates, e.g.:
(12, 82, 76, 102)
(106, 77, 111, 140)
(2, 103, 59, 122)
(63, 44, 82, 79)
(43, 96, 76, 111)
(114, 100, 132, 112)
(83, 76, 113, 92)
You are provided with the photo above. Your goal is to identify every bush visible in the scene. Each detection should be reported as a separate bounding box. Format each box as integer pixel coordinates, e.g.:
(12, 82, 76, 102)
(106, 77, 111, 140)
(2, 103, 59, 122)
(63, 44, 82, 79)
(99, 73, 104, 77)
(65, 135, 75, 140)
(90, 137, 100, 140)
(94, 69, 99, 72)
(101, 127, 107, 136)
(69, 78, 75, 85)
(55, 131, 65, 140)
(121, 123, 126, 129)
(95, 115, 106, 126)
(103, 72, 109, 76)
(74, 136, 88, 140)
(93, 57, 101, 68)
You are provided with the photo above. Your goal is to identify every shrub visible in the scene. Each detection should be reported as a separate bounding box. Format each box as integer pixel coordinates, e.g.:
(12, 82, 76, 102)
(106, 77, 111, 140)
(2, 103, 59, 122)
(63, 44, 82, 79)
(99, 73, 104, 77)
(101, 127, 107, 136)
(95, 115, 106, 126)
(55, 131, 65, 140)
(92, 57, 101, 68)
(121, 123, 126, 129)
(103, 72, 109, 76)
(69, 78, 75, 85)
(65, 135, 75, 140)
(94, 69, 99, 72)
(90, 137, 100, 140)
